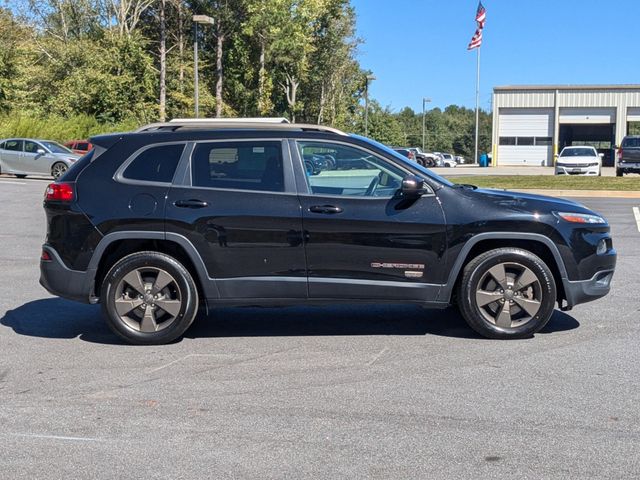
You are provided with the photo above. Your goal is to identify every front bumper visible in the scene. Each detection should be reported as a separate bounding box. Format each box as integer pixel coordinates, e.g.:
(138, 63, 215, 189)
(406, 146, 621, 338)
(40, 245, 95, 304)
(561, 269, 614, 310)
(555, 164, 600, 175)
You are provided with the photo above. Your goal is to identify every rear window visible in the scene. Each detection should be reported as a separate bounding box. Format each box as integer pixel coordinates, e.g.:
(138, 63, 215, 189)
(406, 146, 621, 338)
(622, 137, 640, 148)
(191, 141, 284, 192)
(123, 144, 185, 183)
(4, 140, 23, 151)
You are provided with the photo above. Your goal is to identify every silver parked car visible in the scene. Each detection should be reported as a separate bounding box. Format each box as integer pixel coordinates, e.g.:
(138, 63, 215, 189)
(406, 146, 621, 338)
(0, 138, 81, 179)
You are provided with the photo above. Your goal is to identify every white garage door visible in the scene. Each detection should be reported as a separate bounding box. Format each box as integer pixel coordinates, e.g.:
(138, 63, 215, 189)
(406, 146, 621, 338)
(560, 107, 615, 124)
(498, 108, 553, 166)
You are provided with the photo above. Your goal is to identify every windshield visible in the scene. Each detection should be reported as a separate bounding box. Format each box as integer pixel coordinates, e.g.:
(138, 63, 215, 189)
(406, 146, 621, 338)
(560, 147, 596, 157)
(349, 134, 454, 187)
(40, 141, 73, 154)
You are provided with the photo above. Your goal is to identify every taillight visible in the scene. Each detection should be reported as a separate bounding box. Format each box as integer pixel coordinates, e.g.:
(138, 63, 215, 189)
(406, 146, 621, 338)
(618, 147, 623, 159)
(41, 250, 52, 261)
(45, 183, 74, 202)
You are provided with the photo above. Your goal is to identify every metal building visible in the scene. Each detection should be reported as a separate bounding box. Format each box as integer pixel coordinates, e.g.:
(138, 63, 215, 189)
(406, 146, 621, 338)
(491, 85, 640, 167)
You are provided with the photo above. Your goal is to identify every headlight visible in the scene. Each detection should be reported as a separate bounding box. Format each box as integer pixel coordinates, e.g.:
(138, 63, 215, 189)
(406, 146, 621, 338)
(554, 212, 606, 224)
(588, 162, 599, 167)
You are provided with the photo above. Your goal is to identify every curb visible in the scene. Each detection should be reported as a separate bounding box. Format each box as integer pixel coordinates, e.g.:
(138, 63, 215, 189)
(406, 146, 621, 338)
(511, 189, 640, 199)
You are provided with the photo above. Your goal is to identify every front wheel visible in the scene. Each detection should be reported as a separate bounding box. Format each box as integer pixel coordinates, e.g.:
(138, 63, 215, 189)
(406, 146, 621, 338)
(101, 252, 199, 345)
(457, 248, 556, 339)
(616, 169, 623, 177)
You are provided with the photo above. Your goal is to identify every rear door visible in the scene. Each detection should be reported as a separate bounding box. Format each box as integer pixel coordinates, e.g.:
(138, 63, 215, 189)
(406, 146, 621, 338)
(0, 139, 24, 172)
(292, 139, 447, 302)
(165, 138, 307, 300)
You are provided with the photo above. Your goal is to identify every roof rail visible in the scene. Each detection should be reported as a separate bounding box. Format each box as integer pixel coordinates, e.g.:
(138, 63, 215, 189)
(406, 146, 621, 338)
(169, 117, 290, 124)
(135, 120, 347, 135)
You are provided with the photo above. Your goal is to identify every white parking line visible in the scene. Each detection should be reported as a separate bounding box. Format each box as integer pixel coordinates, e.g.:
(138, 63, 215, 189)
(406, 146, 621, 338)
(633, 207, 640, 233)
(0, 180, 26, 185)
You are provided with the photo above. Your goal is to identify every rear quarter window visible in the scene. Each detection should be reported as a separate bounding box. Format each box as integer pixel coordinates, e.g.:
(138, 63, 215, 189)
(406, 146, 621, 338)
(123, 143, 185, 183)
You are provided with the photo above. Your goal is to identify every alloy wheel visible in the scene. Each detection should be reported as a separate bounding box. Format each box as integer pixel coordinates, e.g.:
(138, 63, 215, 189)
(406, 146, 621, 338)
(52, 163, 68, 179)
(114, 267, 182, 333)
(474, 262, 542, 329)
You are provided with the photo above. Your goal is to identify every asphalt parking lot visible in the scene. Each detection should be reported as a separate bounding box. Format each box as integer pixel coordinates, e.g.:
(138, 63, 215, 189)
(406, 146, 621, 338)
(0, 175, 638, 479)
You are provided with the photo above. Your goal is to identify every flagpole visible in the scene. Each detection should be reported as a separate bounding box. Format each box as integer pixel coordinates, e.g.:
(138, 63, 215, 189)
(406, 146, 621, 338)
(474, 46, 480, 165)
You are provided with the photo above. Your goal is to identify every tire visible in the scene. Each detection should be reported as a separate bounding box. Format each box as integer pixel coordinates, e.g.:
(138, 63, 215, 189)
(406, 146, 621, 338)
(16, 174, 27, 179)
(51, 162, 68, 179)
(456, 248, 556, 339)
(100, 251, 199, 345)
(616, 169, 623, 177)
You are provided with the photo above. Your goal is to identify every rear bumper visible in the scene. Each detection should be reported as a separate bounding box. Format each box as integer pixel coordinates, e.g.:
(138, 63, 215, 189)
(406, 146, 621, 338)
(562, 269, 614, 310)
(39, 245, 95, 304)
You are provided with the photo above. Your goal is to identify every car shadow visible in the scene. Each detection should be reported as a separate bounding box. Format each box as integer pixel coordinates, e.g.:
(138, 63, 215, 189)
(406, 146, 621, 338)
(0, 298, 124, 345)
(1, 298, 580, 344)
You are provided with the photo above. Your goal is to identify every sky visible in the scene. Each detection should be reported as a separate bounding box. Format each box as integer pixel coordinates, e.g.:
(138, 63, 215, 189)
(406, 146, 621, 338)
(350, 0, 639, 113)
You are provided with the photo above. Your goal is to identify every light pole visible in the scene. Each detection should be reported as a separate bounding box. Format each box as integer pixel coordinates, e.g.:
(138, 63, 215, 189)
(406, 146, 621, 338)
(364, 74, 376, 137)
(422, 97, 431, 151)
(193, 14, 214, 118)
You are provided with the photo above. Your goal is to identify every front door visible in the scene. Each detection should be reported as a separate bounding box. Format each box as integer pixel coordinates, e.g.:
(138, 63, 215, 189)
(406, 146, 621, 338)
(23, 140, 50, 175)
(292, 139, 447, 302)
(165, 139, 307, 300)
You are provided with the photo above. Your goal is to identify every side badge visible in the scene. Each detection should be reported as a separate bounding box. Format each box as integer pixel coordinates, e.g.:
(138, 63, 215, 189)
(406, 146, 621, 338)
(404, 271, 424, 279)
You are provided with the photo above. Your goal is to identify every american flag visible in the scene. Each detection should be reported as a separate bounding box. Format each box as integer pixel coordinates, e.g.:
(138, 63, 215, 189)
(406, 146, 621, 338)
(475, 2, 487, 28)
(467, 28, 483, 50)
(467, 2, 486, 50)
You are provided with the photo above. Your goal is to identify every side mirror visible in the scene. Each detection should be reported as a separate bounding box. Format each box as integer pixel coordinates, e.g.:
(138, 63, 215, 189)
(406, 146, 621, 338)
(401, 174, 427, 198)
(36, 148, 46, 155)
(599, 153, 604, 158)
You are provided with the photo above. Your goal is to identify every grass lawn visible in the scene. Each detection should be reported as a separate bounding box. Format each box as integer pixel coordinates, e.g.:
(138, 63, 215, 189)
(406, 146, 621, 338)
(446, 175, 640, 191)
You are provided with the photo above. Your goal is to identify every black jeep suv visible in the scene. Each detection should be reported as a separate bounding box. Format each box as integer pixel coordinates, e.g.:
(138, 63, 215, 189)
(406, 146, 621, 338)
(40, 121, 616, 345)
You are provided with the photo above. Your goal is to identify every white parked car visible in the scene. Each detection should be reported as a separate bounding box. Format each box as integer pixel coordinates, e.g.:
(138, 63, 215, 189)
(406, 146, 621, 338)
(433, 152, 457, 168)
(0, 138, 81, 179)
(555, 146, 602, 176)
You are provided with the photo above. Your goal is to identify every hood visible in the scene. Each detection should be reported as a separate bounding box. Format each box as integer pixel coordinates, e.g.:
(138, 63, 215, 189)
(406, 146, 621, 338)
(468, 187, 590, 215)
(556, 156, 598, 164)
(52, 152, 81, 161)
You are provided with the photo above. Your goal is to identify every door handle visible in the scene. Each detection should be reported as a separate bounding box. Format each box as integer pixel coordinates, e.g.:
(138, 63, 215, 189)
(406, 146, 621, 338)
(174, 199, 208, 209)
(309, 205, 343, 214)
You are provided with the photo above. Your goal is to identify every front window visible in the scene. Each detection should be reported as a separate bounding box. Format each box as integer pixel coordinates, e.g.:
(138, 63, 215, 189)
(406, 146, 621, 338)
(40, 141, 72, 154)
(348, 134, 453, 187)
(560, 148, 596, 157)
(298, 141, 406, 198)
(24, 141, 41, 153)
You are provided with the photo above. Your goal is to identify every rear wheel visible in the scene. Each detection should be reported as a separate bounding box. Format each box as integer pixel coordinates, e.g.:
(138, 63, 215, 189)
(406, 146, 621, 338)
(101, 252, 199, 345)
(457, 248, 556, 339)
(51, 162, 68, 179)
(616, 168, 623, 177)
(16, 174, 27, 179)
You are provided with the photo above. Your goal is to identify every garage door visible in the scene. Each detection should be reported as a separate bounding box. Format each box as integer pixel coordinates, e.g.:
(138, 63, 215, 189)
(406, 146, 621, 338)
(560, 107, 615, 124)
(498, 108, 553, 166)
